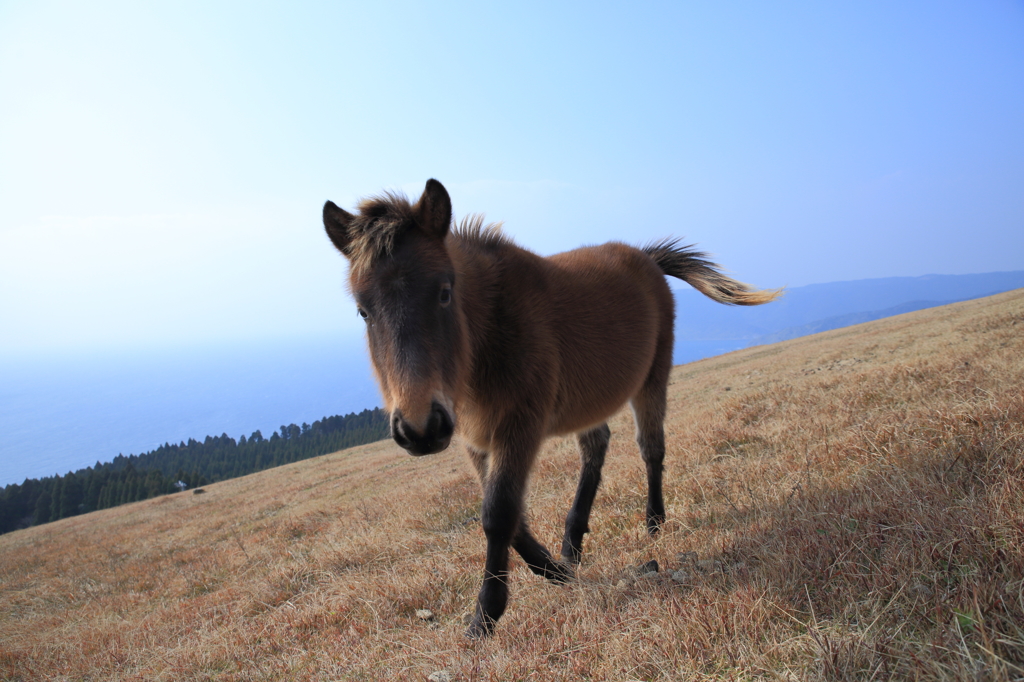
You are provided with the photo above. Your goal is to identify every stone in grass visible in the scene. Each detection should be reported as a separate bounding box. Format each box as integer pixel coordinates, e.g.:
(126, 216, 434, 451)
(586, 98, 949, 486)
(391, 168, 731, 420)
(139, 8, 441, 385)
(428, 671, 453, 682)
(415, 609, 435, 621)
(618, 559, 660, 584)
(671, 570, 691, 584)
(638, 559, 659, 575)
(626, 559, 659, 576)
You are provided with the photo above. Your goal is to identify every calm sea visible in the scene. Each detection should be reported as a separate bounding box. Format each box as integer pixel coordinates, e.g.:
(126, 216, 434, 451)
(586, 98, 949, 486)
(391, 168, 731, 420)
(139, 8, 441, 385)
(0, 337, 746, 487)
(0, 336, 381, 487)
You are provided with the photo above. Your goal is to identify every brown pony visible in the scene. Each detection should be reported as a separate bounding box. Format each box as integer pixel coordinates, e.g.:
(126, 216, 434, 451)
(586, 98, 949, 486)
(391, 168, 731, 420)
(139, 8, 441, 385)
(323, 179, 780, 637)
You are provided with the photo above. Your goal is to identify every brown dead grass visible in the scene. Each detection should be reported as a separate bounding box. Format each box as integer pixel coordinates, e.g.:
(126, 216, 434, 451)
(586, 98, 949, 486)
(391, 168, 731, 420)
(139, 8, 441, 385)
(2, 290, 1023, 681)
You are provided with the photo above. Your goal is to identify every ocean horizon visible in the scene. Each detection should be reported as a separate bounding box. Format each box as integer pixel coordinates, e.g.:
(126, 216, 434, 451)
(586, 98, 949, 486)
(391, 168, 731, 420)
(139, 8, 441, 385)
(0, 337, 747, 488)
(0, 336, 382, 487)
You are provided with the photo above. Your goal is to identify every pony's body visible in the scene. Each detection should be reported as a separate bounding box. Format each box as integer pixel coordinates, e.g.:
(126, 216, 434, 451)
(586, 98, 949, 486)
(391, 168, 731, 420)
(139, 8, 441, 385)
(323, 180, 780, 637)
(447, 226, 671, 448)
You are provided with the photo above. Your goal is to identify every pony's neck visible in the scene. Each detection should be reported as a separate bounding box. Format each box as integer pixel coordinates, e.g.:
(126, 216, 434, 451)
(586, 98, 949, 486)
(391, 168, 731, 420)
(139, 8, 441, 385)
(450, 237, 507, 363)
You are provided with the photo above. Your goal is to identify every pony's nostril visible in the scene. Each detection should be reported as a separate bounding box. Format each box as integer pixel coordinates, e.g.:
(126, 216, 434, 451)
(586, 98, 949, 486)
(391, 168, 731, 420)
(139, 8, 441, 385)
(391, 411, 413, 448)
(431, 402, 454, 441)
(393, 428, 411, 448)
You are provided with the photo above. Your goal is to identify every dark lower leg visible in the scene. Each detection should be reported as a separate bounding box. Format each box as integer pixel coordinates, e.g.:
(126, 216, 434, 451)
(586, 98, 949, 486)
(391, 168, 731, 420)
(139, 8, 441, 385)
(513, 523, 573, 583)
(471, 446, 566, 583)
(469, 541, 510, 638)
(639, 427, 666, 533)
(632, 328, 671, 534)
(467, 473, 523, 638)
(632, 382, 668, 535)
(561, 423, 610, 564)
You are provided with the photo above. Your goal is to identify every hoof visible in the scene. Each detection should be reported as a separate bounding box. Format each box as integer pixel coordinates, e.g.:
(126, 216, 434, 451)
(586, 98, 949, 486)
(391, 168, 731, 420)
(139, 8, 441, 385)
(544, 560, 575, 584)
(464, 616, 494, 639)
(560, 546, 583, 566)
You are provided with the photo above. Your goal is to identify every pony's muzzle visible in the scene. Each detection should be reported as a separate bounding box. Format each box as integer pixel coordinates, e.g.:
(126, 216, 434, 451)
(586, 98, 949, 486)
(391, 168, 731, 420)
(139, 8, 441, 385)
(391, 402, 454, 456)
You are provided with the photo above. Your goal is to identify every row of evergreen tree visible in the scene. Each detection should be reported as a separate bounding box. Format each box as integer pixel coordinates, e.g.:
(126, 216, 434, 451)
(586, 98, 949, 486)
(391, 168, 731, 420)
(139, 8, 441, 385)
(0, 408, 389, 535)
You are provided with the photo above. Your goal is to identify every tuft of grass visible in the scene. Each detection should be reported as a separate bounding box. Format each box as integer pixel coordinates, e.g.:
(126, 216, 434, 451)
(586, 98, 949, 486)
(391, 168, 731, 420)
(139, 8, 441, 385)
(2, 289, 1023, 680)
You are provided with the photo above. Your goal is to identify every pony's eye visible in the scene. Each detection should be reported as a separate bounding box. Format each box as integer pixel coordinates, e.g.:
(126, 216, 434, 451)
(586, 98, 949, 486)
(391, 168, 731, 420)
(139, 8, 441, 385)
(439, 283, 452, 307)
(357, 307, 368, 320)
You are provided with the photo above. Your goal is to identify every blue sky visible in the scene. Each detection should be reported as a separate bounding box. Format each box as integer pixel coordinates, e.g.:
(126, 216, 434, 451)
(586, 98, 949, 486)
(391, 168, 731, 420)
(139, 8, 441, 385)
(1, 0, 1022, 356)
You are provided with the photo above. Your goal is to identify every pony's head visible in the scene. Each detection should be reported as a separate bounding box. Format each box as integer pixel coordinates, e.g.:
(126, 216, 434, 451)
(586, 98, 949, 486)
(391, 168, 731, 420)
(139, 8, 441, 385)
(323, 179, 463, 455)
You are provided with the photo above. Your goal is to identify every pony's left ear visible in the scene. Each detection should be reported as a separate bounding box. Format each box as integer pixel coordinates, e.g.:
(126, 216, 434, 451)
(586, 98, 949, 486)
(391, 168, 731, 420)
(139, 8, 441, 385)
(414, 179, 452, 239)
(323, 200, 355, 256)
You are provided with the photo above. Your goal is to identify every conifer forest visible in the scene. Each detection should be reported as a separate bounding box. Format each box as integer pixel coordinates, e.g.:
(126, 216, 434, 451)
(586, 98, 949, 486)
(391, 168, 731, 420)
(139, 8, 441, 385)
(0, 408, 389, 535)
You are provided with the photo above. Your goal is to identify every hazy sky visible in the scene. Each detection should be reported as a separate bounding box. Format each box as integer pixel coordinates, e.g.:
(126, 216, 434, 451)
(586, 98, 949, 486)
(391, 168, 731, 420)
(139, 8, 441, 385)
(2, 1, 1022, 355)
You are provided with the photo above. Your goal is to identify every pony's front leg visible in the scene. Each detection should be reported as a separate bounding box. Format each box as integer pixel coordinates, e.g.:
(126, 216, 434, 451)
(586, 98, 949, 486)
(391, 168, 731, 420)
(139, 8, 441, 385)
(512, 522, 574, 583)
(470, 445, 571, 589)
(467, 464, 525, 638)
(467, 413, 552, 639)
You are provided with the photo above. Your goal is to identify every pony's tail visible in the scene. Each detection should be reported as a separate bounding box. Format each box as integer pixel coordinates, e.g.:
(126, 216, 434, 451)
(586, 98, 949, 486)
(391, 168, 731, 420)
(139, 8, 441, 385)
(642, 238, 783, 306)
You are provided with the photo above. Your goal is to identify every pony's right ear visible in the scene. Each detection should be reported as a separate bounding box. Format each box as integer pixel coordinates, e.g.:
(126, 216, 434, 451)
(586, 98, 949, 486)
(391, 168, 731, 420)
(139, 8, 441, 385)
(323, 201, 355, 256)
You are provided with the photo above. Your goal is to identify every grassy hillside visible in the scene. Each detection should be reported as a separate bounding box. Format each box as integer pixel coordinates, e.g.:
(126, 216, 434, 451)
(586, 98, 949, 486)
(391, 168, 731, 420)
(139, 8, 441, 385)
(2, 290, 1022, 681)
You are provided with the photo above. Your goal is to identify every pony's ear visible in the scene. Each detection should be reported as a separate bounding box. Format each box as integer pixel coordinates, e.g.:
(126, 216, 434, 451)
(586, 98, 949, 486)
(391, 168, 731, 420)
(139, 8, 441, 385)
(413, 179, 452, 239)
(323, 200, 355, 256)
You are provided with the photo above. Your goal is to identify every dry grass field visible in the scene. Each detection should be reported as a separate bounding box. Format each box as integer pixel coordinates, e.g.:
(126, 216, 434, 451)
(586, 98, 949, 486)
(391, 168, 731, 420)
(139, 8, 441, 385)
(2, 289, 1023, 681)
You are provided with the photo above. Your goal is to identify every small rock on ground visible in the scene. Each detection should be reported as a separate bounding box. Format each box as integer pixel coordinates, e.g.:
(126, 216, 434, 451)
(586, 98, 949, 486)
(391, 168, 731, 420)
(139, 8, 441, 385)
(428, 671, 453, 682)
(621, 560, 659, 583)
(638, 559, 659, 574)
(415, 609, 434, 621)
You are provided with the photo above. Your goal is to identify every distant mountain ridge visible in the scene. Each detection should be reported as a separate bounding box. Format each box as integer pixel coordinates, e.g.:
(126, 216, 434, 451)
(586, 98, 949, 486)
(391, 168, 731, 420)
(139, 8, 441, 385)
(670, 270, 1024, 343)
(752, 298, 961, 344)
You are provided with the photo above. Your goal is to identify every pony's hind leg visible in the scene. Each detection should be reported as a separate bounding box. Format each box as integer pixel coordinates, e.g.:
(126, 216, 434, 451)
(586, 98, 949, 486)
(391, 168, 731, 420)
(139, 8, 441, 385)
(631, 378, 668, 534)
(560, 423, 611, 564)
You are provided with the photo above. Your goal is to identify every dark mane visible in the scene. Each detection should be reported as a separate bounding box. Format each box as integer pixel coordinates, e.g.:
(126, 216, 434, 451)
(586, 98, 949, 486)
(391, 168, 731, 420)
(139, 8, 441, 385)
(452, 214, 508, 249)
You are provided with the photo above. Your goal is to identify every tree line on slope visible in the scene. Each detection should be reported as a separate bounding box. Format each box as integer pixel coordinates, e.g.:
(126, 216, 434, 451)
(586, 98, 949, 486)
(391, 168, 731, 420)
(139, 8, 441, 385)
(0, 408, 390, 535)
